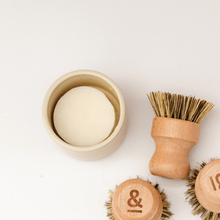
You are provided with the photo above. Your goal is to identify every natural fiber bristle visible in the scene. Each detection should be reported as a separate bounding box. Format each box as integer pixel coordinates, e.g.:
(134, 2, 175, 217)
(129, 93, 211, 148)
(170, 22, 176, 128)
(185, 159, 220, 220)
(152, 182, 173, 220)
(147, 92, 214, 124)
(105, 179, 173, 220)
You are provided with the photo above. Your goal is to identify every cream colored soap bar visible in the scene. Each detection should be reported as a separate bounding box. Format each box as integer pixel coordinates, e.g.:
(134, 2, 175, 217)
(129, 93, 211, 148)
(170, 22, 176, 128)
(53, 86, 115, 147)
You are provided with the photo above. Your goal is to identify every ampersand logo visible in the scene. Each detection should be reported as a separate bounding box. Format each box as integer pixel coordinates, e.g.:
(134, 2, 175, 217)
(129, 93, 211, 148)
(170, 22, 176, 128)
(127, 189, 143, 213)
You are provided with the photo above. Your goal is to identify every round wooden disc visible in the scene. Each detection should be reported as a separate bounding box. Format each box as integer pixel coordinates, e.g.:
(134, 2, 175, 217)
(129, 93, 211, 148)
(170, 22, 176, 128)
(112, 179, 162, 220)
(195, 159, 220, 213)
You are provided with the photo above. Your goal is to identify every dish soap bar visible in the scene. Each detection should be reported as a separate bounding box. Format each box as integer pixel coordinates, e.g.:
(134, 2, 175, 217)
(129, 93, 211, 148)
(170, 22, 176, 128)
(53, 86, 115, 147)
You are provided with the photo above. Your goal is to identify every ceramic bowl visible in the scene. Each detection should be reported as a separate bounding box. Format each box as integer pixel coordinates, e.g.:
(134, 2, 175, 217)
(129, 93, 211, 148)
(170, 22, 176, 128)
(42, 69, 127, 160)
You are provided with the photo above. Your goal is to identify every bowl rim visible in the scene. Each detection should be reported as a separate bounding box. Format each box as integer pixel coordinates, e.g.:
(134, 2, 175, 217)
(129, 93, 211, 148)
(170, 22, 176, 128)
(42, 69, 126, 152)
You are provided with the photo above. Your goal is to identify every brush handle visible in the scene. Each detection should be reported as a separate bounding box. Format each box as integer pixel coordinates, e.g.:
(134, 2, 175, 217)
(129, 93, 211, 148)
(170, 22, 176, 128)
(195, 159, 220, 213)
(149, 117, 200, 180)
(112, 179, 162, 220)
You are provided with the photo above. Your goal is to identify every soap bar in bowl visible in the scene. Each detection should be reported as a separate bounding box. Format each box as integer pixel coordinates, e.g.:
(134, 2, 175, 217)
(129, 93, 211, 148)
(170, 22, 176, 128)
(54, 86, 115, 147)
(42, 69, 127, 160)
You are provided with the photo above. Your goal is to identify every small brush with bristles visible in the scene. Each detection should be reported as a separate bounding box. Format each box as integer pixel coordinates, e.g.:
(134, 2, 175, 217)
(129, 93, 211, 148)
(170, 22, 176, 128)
(185, 159, 220, 220)
(147, 91, 214, 180)
(147, 92, 214, 123)
(105, 177, 173, 220)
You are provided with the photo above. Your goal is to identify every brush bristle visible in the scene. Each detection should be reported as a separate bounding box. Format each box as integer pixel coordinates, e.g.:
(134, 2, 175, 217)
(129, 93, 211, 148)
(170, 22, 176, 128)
(105, 179, 173, 220)
(147, 92, 214, 124)
(151, 182, 173, 220)
(185, 159, 220, 220)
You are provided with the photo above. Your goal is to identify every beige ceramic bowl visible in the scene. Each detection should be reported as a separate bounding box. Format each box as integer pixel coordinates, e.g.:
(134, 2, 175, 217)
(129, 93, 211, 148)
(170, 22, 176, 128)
(42, 70, 127, 160)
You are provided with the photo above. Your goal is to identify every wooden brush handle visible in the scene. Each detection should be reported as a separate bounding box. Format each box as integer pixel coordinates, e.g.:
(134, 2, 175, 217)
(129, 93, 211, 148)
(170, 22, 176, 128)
(149, 117, 200, 179)
(112, 179, 162, 220)
(195, 159, 220, 213)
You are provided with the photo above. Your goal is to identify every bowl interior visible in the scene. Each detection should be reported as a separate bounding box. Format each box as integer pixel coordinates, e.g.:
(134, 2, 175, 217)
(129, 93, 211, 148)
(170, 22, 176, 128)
(46, 74, 121, 146)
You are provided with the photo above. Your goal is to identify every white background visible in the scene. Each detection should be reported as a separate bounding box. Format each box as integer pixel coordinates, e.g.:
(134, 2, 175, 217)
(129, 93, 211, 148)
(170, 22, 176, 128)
(1, 1, 220, 219)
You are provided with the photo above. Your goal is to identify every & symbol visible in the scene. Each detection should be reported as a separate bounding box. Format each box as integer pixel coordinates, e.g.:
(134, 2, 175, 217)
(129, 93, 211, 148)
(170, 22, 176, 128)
(127, 189, 143, 208)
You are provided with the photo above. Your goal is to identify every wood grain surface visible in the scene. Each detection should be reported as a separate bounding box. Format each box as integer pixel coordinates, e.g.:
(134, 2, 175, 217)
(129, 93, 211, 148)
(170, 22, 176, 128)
(112, 179, 162, 220)
(195, 159, 220, 213)
(149, 117, 200, 179)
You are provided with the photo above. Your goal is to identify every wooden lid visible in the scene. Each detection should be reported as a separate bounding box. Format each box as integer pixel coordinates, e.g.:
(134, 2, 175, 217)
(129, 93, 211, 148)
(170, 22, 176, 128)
(195, 159, 220, 213)
(112, 179, 162, 220)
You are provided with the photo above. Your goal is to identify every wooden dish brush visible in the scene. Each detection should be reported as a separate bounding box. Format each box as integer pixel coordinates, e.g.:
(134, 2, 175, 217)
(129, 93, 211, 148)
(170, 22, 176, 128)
(105, 178, 172, 220)
(185, 159, 220, 220)
(147, 92, 214, 180)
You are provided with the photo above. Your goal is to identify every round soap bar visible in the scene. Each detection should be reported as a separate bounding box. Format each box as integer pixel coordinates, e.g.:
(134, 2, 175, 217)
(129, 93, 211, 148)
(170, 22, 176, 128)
(53, 86, 115, 147)
(112, 179, 163, 220)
